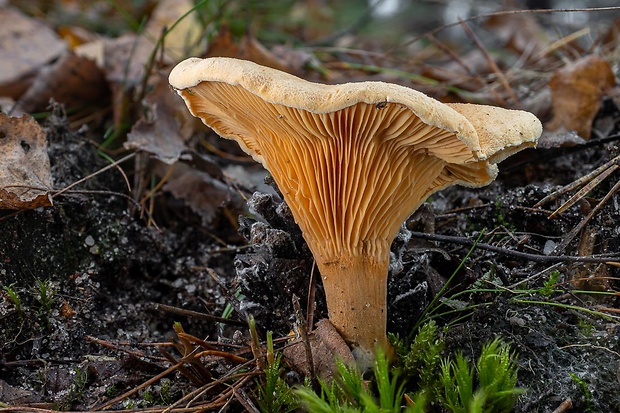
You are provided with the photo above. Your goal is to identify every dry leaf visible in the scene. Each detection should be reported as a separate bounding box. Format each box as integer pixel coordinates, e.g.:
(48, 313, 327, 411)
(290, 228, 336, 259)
(547, 55, 616, 139)
(0, 113, 53, 209)
(17, 52, 108, 113)
(60, 299, 77, 318)
(126, 74, 195, 164)
(0, 7, 67, 98)
(283, 319, 355, 381)
(207, 25, 296, 74)
(154, 159, 230, 225)
(99, 33, 153, 127)
(102, 34, 153, 88)
(144, 0, 203, 60)
(485, 12, 547, 59)
(0, 379, 41, 404)
(100, 0, 200, 87)
(57, 25, 100, 50)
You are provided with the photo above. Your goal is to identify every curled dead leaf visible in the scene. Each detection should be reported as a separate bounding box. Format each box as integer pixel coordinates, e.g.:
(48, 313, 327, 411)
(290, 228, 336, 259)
(485, 11, 548, 61)
(153, 159, 231, 225)
(0, 113, 53, 209)
(0, 7, 67, 98)
(144, 0, 203, 61)
(17, 52, 108, 113)
(207, 25, 299, 75)
(126, 74, 195, 165)
(546, 55, 616, 139)
(283, 319, 356, 381)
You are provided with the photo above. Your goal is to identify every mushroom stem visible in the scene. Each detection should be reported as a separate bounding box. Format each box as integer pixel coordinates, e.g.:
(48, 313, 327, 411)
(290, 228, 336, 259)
(317, 249, 392, 369)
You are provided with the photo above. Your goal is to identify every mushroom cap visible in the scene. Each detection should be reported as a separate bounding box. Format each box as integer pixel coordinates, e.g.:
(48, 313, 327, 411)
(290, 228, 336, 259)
(169, 57, 541, 261)
(169, 57, 487, 164)
(447, 103, 541, 163)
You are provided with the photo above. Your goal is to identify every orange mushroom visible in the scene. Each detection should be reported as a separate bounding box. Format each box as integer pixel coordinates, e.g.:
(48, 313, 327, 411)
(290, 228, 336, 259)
(169, 57, 542, 368)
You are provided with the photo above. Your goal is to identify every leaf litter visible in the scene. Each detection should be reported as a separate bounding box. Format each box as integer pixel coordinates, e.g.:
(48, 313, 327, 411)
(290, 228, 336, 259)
(0, 112, 53, 209)
(1, 2, 620, 412)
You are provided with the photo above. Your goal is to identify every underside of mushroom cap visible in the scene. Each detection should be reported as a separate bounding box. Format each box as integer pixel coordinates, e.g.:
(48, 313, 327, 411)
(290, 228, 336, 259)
(169, 60, 509, 260)
(168, 57, 543, 261)
(169, 57, 485, 163)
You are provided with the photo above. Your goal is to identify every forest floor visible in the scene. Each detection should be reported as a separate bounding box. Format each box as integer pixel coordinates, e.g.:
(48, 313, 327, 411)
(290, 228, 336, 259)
(1, 1, 620, 412)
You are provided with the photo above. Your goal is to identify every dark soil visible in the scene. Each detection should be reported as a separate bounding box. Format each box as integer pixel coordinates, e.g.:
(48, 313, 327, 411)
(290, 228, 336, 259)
(2, 104, 619, 412)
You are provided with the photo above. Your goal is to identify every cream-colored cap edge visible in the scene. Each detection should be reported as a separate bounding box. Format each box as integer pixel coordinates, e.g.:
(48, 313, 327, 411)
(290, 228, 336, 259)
(169, 57, 485, 158)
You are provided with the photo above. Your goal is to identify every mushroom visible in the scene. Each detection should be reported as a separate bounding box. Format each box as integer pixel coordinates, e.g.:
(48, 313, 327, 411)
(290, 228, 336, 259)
(169, 57, 542, 368)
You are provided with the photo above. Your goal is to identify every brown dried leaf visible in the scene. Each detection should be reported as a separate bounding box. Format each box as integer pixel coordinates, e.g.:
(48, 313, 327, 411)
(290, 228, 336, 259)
(17, 52, 108, 113)
(103, 0, 201, 87)
(58, 25, 100, 49)
(126, 74, 194, 164)
(570, 228, 613, 295)
(102, 34, 153, 87)
(207, 25, 297, 75)
(0, 113, 53, 210)
(99, 34, 153, 127)
(547, 55, 616, 139)
(153, 160, 229, 225)
(592, 17, 620, 54)
(283, 319, 355, 381)
(0, 378, 41, 404)
(0, 7, 67, 98)
(485, 12, 549, 62)
(144, 0, 203, 61)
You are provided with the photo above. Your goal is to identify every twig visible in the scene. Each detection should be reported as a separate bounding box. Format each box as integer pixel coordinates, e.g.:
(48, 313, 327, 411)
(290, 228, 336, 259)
(534, 154, 620, 208)
(306, 261, 317, 331)
(139, 163, 177, 207)
(52, 152, 136, 198)
(394, 7, 620, 52)
(409, 231, 619, 264)
(54, 189, 141, 209)
(158, 347, 205, 387)
(233, 387, 260, 413)
(596, 306, 620, 314)
(508, 263, 563, 289)
(552, 178, 620, 255)
(85, 336, 149, 359)
(293, 294, 315, 380)
(548, 163, 618, 219)
(535, 27, 590, 60)
(551, 398, 573, 413)
(305, 0, 379, 47)
(93, 355, 198, 410)
(559, 343, 620, 358)
(155, 303, 246, 327)
(458, 19, 519, 105)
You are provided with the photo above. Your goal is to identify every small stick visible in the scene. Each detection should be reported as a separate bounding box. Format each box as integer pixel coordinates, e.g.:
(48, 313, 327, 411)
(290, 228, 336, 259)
(306, 260, 317, 331)
(409, 231, 619, 264)
(553, 178, 620, 255)
(534, 155, 620, 208)
(155, 303, 246, 327)
(548, 164, 618, 218)
(551, 399, 573, 413)
(394, 7, 620, 53)
(458, 19, 519, 105)
(293, 294, 315, 380)
(52, 152, 135, 198)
